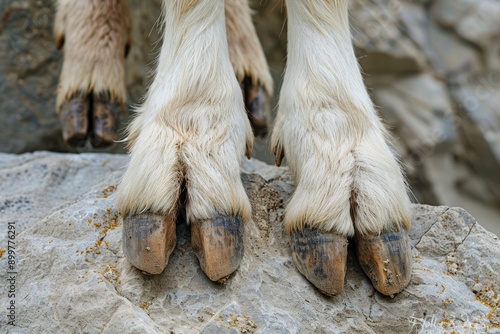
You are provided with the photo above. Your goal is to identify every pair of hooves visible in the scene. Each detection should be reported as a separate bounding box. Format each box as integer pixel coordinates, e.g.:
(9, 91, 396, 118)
(122, 213, 243, 282)
(59, 93, 123, 148)
(123, 213, 411, 296)
(291, 227, 412, 297)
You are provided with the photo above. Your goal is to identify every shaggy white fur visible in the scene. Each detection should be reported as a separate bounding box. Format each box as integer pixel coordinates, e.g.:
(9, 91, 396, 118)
(271, 0, 411, 236)
(117, 0, 253, 224)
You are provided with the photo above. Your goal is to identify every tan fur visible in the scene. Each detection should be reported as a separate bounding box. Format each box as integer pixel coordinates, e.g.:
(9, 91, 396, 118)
(118, 0, 253, 225)
(225, 0, 273, 96)
(54, 0, 131, 113)
(271, 0, 411, 236)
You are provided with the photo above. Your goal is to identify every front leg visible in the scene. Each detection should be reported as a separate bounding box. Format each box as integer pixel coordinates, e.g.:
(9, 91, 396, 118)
(118, 0, 252, 281)
(271, 0, 412, 296)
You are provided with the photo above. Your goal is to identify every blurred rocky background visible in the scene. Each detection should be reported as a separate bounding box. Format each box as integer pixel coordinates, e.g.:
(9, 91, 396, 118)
(0, 0, 499, 233)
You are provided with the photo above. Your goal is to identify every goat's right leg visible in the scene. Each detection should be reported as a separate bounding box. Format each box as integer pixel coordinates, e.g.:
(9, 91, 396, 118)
(271, 0, 412, 296)
(54, 0, 131, 147)
(118, 0, 253, 281)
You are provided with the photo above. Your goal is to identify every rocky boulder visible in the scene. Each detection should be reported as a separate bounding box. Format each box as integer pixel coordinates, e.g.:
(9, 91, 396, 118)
(0, 152, 499, 333)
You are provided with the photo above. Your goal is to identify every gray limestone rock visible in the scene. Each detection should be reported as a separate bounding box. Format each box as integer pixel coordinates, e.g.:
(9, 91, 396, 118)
(350, 0, 426, 75)
(369, 73, 456, 205)
(0, 0, 63, 153)
(432, 0, 500, 49)
(2, 1, 500, 228)
(400, 3, 483, 78)
(0, 152, 499, 333)
(450, 78, 500, 206)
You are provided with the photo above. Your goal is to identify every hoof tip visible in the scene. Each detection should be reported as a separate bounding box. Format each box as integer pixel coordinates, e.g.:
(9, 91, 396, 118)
(191, 215, 244, 282)
(355, 228, 412, 296)
(122, 213, 176, 275)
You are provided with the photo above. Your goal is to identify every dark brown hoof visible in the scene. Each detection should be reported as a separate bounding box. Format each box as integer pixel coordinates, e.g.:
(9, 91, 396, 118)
(122, 213, 176, 275)
(291, 227, 348, 296)
(242, 78, 269, 138)
(59, 95, 90, 147)
(90, 95, 123, 148)
(191, 216, 244, 282)
(355, 228, 412, 296)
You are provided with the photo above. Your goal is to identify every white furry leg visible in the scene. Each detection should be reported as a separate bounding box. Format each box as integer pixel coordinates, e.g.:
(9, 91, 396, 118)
(118, 0, 252, 281)
(272, 0, 411, 236)
(272, 0, 412, 296)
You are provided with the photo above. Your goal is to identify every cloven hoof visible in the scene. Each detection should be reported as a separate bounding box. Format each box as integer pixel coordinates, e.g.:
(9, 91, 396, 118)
(59, 92, 123, 148)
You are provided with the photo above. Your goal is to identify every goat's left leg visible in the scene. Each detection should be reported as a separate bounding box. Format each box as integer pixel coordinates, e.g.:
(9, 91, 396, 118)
(272, 0, 412, 296)
(118, 0, 252, 281)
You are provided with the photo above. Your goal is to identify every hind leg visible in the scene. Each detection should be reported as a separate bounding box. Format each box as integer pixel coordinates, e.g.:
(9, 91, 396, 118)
(54, 0, 131, 148)
(271, 0, 412, 296)
(225, 0, 273, 137)
(54, 0, 272, 148)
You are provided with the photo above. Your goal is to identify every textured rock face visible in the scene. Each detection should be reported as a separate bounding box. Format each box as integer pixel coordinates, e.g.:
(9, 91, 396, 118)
(0, 0, 62, 152)
(0, 152, 499, 333)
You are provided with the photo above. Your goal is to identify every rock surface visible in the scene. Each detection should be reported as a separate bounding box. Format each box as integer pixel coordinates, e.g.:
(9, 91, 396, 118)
(0, 152, 499, 333)
(2, 0, 500, 226)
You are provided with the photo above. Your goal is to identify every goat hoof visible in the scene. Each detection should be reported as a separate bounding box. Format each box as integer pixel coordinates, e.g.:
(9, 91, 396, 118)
(59, 93, 123, 149)
(291, 227, 348, 296)
(122, 213, 176, 275)
(59, 94, 90, 147)
(355, 227, 412, 296)
(242, 77, 269, 138)
(191, 216, 244, 283)
(90, 95, 123, 148)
